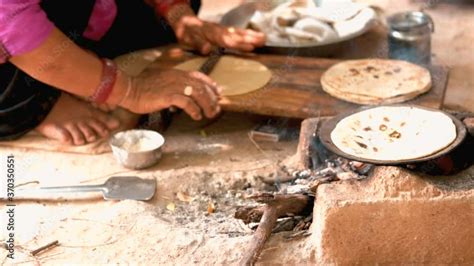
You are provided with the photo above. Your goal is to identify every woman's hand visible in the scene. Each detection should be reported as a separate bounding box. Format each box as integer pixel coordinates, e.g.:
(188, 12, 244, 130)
(166, 4, 266, 55)
(121, 68, 221, 120)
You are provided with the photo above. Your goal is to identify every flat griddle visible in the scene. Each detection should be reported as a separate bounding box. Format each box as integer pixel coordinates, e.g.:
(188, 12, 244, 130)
(319, 105, 467, 165)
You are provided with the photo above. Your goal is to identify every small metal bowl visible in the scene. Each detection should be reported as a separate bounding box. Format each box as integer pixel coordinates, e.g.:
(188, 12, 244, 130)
(110, 129, 165, 170)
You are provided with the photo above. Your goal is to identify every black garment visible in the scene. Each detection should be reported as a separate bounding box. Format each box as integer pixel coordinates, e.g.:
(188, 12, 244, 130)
(0, 65, 60, 140)
(0, 0, 201, 140)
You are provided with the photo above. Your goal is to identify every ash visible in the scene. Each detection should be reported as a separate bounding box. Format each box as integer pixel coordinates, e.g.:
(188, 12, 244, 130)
(153, 170, 272, 238)
(279, 157, 374, 196)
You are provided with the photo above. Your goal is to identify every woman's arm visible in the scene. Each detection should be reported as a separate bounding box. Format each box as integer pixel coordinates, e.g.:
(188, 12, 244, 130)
(10, 26, 220, 119)
(10, 28, 129, 105)
(149, 1, 266, 54)
(1, 1, 127, 104)
(6, 1, 220, 119)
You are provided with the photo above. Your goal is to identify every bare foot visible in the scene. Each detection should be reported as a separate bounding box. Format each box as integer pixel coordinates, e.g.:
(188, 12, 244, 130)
(36, 93, 121, 145)
(111, 108, 141, 131)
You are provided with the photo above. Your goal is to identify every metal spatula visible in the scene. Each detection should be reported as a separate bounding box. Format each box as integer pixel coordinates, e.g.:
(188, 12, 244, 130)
(36, 176, 156, 201)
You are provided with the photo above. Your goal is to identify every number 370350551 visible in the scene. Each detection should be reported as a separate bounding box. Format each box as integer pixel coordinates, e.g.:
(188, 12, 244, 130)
(6, 155, 15, 200)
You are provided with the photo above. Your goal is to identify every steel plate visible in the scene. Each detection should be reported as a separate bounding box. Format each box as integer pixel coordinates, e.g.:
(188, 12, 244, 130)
(220, 1, 376, 57)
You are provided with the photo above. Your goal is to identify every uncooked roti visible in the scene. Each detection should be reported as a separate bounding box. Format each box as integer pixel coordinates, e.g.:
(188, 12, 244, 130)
(321, 59, 432, 105)
(330, 106, 457, 161)
(174, 56, 272, 96)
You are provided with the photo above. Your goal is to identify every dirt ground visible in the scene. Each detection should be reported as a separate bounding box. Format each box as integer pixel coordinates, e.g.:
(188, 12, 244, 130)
(0, 0, 473, 265)
(0, 112, 310, 265)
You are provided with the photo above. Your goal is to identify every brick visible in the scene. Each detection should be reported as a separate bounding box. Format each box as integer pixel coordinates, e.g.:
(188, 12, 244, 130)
(310, 166, 474, 264)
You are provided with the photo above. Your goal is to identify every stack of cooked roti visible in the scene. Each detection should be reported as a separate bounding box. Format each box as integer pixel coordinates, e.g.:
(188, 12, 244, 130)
(321, 59, 432, 105)
(330, 106, 457, 161)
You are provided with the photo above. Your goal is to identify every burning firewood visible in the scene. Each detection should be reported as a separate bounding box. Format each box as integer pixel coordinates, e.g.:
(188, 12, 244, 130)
(235, 193, 311, 266)
(235, 143, 373, 265)
(235, 114, 474, 265)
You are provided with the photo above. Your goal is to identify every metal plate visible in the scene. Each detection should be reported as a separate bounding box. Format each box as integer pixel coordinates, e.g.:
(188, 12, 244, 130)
(319, 105, 468, 165)
(220, 2, 376, 57)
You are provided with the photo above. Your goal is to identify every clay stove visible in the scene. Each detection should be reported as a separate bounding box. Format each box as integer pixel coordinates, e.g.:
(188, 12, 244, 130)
(236, 114, 474, 265)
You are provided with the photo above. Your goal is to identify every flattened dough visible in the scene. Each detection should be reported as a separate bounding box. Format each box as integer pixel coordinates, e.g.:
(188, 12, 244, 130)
(175, 56, 272, 96)
(331, 106, 457, 161)
(321, 59, 432, 105)
(114, 49, 162, 76)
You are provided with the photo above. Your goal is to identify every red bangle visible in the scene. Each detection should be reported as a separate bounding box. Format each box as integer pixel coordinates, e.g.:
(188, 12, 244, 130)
(154, 0, 189, 17)
(89, 58, 117, 104)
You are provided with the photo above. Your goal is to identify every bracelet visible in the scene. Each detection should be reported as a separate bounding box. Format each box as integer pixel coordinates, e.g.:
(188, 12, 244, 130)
(89, 58, 117, 103)
(118, 76, 133, 107)
(154, 0, 189, 17)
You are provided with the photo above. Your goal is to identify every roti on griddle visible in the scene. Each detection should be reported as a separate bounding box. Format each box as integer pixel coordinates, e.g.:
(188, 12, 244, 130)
(321, 59, 432, 105)
(330, 106, 457, 161)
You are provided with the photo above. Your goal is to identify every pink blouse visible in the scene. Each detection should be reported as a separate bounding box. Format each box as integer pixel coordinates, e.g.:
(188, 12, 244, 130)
(0, 0, 188, 63)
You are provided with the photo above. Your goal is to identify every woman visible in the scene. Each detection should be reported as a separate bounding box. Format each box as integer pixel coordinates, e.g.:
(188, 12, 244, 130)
(0, 0, 265, 145)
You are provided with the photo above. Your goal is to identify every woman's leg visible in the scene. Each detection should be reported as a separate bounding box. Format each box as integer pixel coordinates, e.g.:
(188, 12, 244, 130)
(36, 93, 121, 145)
(0, 64, 60, 140)
(0, 62, 123, 145)
(0, 0, 122, 144)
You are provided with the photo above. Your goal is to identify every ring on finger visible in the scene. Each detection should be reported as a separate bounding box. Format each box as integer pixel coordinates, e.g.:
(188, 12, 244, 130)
(228, 27, 236, 33)
(184, 85, 193, 96)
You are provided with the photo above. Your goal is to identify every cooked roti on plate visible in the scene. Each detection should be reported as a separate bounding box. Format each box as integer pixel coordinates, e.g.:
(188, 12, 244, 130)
(249, 0, 376, 45)
(295, 2, 368, 24)
(175, 56, 272, 96)
(330, 106, 457, 161)
(321, 59, 432, 105)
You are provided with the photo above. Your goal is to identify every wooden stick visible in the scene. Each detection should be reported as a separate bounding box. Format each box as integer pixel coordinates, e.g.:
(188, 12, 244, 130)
(30, 240, 59, 256)
(237, 194, 310, 266)
(295, 118, 322, 170)
(235, 206, 266, 224)
(240, 205, 278, 266)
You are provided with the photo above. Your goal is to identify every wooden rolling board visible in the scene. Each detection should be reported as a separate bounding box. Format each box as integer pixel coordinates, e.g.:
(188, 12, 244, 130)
(149, 47, 448, 119)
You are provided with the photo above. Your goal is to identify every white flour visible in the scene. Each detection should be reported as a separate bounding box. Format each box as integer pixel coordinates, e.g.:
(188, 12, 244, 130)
(113, 131, 162, 152)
